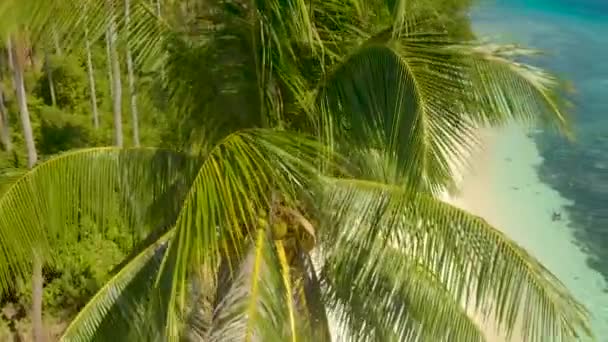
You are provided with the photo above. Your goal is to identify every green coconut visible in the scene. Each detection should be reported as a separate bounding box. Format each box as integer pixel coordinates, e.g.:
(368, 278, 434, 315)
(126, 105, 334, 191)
(272, 220, 288, 240)
(257, 217, 268, 229)
(258, 209, 267, 218)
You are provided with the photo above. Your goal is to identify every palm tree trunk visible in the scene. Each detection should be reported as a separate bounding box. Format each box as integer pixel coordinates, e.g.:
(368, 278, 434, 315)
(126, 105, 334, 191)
(125, 0, 140, 147)
(6, 38, 15, 92)
(105, 30, 114, 100)
(85, 31, 99, 129)
(106, 0, 123, 147)
(0, 50, 12, 151)
(44, 49, 57, 107)
(0, 85, 12, 152)
(155, 0, 166, 82)
(9, 37, 37, 168)
(52, 26, 62, 56)
(10, 35, 42, 342)
(32, 251, 44, 342)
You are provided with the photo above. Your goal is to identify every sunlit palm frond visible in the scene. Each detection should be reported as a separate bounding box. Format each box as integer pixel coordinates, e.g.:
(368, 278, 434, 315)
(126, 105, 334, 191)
(0, 0, 52, 39)
(317, 34, 477, 193)
(60, 229, 173, 342)
(0, 0, 167, 70)
(153, 129, 325, 339)
(318, 177, 592, 341)
(127, 0, 169, 68)
(322, 235, 484, 341)
(463, 43, 572, 136)
(0, 147, 201, 297)
(206, 229, 300, 342)
(253, 0, 322, 125)
(316, 14, 573, 193)
(0, 0, 101, 50)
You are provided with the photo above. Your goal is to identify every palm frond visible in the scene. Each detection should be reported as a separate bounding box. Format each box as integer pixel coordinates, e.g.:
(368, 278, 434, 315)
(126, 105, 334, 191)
(463, 43, 572, 136)
(153, 129, 325, 338)
(316, 29, 478, 193)
(206, 229, 298, 342)
(60, 229, 173, 342)
(318, 177, 592, 341)
(316, 18, 572, 193)
(322, 236, 484, 341)
(275, 240, 298, 342)
(0, 147, 201, 297)
(0, 0, 167, 71)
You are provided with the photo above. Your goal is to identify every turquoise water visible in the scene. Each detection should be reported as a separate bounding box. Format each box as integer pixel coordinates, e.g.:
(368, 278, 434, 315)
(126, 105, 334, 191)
(473, 1, 608, 339)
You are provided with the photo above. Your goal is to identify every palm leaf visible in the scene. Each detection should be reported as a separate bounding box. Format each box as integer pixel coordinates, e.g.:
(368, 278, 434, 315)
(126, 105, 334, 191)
(0, 0, 166, 72)
(152, 129, 326, 338)
(318, 177, 592, 341)
(463, 43, 572, 136)
(0, 147, 201, 297)
(60, 229, 173, 342)
(206, 229, 299, 342)
(316, 31, 478, 193)
(316, 17, 572, 194)
(322, 236, 484, 341)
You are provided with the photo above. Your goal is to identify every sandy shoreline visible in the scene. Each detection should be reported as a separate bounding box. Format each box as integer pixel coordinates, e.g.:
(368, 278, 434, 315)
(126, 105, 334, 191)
(446, 124, 606, 340)
(444, 126, 518, 341)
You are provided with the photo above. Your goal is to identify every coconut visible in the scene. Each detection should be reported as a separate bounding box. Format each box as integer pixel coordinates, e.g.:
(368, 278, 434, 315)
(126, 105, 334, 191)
(257, 217, 268, 229)
(272, 220, 288, 240)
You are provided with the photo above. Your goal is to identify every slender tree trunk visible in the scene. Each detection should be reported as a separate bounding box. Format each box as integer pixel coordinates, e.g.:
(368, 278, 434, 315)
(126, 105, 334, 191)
(85, 32, 99, 129)
(52, 26, 62, 56)
(125, 0, 140, 146)
(6, 39, 15, 92)
(43, 49, 57, 107)
(0, 85, 12, 152)
(10, 37, 37, 168)
(155, 0, 166, 82)
(45, 24, 60, 108)
(11, 36, 42, 341)
(105, 30, 114, 100)
(3, 41, 15, 152)
(106, 0, 123, 147)
(32, 252, 44, 342)
(0, 49, 11, 151)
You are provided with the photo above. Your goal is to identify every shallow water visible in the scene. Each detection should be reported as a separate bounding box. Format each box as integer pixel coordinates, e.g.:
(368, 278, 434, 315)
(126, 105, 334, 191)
(473, 1, 608, 338)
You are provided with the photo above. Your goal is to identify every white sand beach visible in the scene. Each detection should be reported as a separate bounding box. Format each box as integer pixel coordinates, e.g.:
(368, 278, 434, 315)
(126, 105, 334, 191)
(450, 125, 608, 340)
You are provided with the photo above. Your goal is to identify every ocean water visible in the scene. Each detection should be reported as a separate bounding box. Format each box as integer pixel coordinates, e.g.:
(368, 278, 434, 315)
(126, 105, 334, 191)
(473, 0, 608, 339)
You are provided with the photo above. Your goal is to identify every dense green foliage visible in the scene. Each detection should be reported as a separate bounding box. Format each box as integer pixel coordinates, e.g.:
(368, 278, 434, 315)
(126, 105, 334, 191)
(0, 28, 167, 339)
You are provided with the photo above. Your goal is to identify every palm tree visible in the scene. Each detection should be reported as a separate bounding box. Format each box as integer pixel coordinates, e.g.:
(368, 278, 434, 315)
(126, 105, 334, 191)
(43, 48, 58, 107)
(0, 82, 12, 152)
(0, 0, 593, 341)
(8, 36, 37, 168)
(106, 0, 124, 147)
(0, 46, 13, 152)
(7, 33, 43, 341)
(44, 4, 63, 108)
(84, 26, 100, 129)
(124, 0, 141, 146)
